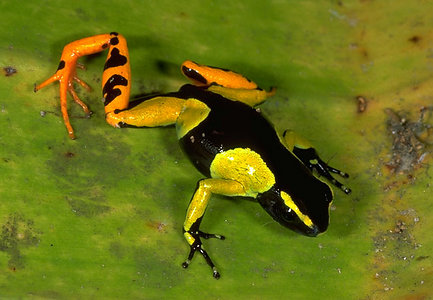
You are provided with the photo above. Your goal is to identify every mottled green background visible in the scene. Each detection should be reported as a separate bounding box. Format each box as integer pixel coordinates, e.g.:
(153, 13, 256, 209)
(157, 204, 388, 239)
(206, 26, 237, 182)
(1, 1, 432, 299)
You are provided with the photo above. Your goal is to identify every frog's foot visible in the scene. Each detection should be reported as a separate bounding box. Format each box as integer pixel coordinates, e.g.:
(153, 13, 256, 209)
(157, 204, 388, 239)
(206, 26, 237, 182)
(292, 146, 351, 194)
(314, 159, 351, 194)
(35, 62, 92, 139)
(182, 230, 225, 279)
(63, 68, 92, 117)
(67, 73, 92, 115)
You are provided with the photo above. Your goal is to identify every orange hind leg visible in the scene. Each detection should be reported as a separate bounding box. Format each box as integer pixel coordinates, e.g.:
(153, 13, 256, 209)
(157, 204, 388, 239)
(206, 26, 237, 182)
(35, 32, 131, 139)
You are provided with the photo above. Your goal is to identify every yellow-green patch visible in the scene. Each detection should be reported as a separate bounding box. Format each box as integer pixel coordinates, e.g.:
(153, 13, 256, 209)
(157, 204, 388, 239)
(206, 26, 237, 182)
(210, 148, 275, 197)
(176, 98, 210, 138)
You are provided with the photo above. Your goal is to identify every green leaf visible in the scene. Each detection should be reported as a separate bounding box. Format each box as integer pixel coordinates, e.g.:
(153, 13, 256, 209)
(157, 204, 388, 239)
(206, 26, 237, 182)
(1, 1, 432, 299)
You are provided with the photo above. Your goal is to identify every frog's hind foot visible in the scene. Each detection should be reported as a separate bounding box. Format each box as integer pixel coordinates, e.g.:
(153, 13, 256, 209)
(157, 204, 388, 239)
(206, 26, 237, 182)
(182, 230, 225, 279)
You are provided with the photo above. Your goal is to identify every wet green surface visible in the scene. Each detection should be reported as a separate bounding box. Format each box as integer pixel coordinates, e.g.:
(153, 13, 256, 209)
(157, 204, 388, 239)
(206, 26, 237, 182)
(1, 1, 432, 299)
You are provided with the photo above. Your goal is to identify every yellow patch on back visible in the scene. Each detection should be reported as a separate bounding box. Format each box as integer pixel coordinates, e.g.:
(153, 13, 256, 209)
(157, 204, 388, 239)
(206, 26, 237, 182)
(176, 98, 210, 138)
(210, 148, 275, 197)
(280, 191, 314, 228)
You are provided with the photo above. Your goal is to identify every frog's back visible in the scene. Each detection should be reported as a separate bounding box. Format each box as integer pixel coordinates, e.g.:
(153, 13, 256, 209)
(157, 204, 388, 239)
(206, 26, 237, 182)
(176, 84, 312, 184)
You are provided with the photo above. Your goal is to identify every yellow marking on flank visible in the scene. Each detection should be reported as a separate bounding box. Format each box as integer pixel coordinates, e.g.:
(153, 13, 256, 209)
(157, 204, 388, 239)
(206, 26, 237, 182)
(280, 191, 314, 228)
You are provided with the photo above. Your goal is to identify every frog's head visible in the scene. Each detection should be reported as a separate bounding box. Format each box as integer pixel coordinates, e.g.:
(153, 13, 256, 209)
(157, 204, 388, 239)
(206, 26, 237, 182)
(257, 183, 333, 237)
(180, 60, 209, 86)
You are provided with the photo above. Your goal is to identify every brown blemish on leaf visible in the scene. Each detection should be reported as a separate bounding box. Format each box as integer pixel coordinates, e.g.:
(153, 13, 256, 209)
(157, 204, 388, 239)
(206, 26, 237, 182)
(393, 220, 407, 234)
(416, 256, 429, 261)
(408, 35, 421, 44)
(359, 47, 369, 58)
(371, 205, 422, 294)
(64, 151, 75, 158)
(356, 96, 368, 113)
(384, 107, 432, 174)
(3, 66, 17, 77)
(383, 178, 413, 192)
(371, 105, 432, 295)
(369, 107, 433, 296)
(146, 221, 167, 233)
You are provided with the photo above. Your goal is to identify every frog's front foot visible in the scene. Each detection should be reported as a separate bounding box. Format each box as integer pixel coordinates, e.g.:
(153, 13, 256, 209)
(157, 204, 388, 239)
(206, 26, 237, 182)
(182, 230, 225, 279)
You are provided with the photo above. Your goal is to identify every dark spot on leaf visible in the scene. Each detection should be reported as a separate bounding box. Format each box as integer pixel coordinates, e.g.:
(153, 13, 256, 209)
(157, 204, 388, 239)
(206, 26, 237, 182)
(0, 213, 40, 270)
(66, 196, 111, 218)
(408, 35, 421, 44)
(146, 221, 167, 233)
(360, 47, 369, 58)
(156, 60, 173, 74)
(109, 241, 125, 259)
(64, 152, 75, 158)
(356, 95, 367, 113)
(179, 11, 189, 18)
(393, 220, 406, 234)
(3, 66, 17, 77)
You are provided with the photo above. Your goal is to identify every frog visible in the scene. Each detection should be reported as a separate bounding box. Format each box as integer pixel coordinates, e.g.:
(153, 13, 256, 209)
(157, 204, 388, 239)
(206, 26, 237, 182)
(35, 32, 351, 279)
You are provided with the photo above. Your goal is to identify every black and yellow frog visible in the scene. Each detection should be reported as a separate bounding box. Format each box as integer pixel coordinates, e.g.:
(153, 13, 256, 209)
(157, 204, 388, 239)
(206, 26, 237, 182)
(35, 32, 350, 279)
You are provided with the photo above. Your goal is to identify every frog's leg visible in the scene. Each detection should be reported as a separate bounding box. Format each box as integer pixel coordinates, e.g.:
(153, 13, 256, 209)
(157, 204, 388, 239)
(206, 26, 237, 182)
(106, 96, 185, 128)
(182, 178, 246, 279)
(282, 130, 351, 194)
(206, 85, 276, 107)
(35, 32, 132, 139)
(181, 60, 276, 107)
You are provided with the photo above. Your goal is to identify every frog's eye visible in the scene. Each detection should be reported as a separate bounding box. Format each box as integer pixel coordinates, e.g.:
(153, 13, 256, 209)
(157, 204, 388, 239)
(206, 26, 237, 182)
(181, 64, 208, 85)
(257, 189, 321, 237)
